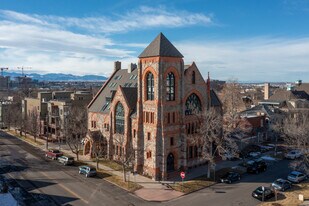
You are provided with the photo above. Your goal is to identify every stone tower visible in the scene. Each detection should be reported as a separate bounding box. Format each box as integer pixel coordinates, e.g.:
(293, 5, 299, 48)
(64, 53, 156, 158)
(136, 33, 185, 180)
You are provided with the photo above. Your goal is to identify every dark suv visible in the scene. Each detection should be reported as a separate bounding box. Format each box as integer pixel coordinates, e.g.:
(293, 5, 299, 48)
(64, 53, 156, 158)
(247, 159, 267, 174)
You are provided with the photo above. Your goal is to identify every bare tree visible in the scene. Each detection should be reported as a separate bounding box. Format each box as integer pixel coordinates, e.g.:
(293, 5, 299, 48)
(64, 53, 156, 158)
(283, 111, 309, 174)
(190, 107, 238, 178)
(113, 133, 135, 182)
(90, 131, 107, 169)
(221, 79, 243, 117)
(27, 108, 40, 142)
(64, 104, 88, 161)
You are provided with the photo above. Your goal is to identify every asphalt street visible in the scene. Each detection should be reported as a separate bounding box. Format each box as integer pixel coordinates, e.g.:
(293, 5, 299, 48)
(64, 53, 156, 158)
(166, 157, 292, 206)
(0, 131, 154, 206)
(0, 131, 294, 206)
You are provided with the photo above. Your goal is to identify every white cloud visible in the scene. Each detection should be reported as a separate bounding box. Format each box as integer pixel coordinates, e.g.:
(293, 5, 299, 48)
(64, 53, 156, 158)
(0, 8, 213, 76)
(0, 6, 213, 34)
(177, 37, 309, 82)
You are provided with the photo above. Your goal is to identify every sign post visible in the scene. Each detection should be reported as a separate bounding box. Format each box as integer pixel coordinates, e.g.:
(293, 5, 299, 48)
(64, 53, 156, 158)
(180, 171, 185, 192)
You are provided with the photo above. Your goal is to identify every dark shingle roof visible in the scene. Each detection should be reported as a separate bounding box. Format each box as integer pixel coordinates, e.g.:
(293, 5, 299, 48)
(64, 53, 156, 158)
(269, 90, 309, 101)
(139, 33, 183, 58)
(88, 68, 138, 113)
(210, 90, 222, 107)
(121, 87, 137, 110)
(295, 83, 309, 94)
(240, 104, 274, 117)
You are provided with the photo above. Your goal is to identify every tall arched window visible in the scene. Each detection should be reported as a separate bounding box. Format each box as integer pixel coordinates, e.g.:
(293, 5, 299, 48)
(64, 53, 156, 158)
(185, 93, 202, 115)
(192, 71, 195, 84)
(166, 72, 175, 101)
(147, 72, 154, 100)
(115, 102, 124, 134)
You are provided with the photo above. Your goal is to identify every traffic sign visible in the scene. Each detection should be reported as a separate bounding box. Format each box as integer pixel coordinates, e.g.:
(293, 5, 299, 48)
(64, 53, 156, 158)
(180, 171, 185, 179)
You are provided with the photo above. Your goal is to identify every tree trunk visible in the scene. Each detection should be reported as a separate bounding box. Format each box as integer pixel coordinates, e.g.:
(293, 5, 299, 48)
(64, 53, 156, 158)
(96, 158, 99, 170)
(122, 164, 126, 182)
(76, 152, 79, 161)
(207, 163, 211, 178)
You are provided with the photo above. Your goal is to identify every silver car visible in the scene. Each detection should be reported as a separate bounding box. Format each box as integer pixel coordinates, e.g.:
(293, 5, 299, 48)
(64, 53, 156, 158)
(271, 179, 292, 191)
(287, 171, 307, 183)
(285, 150, 302, 159)
(79, 166, 97, 177)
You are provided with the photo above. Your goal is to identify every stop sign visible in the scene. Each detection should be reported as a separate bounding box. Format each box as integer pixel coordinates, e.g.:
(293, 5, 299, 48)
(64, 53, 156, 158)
(180, 171, 185, 179)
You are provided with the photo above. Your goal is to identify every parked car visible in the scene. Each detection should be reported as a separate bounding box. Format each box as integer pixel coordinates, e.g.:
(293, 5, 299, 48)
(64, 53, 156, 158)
(58, 156, 74, 166)
(252, 186, 275, 201)
(79, 166, 97, 177)
(222, 152, 239, 161)
(219, 171, 241, 183)
(287, 171, 307, 183)
(45, 149, 63, 160)
(247, 159, 267, 174)
(271, 178, 292, 191)
(248, 151, 261, 158)
(285, 150, 302, 159)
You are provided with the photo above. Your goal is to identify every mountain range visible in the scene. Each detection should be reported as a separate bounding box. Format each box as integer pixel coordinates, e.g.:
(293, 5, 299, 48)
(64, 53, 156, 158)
(2, 71, 107, 81)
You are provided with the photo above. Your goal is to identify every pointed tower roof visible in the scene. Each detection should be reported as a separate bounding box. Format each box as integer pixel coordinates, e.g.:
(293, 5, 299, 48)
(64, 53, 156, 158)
(139, 33, 183, 58)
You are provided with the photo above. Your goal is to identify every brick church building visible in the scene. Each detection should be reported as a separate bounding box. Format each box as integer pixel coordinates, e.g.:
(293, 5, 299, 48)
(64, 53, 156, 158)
(85, 33, 221, 180)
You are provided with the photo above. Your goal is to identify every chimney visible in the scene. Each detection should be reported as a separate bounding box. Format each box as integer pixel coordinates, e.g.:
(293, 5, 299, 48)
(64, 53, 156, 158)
(114, 61, 121, 72)
(128, 63, 137, 73)
(264, 83, 270, 100)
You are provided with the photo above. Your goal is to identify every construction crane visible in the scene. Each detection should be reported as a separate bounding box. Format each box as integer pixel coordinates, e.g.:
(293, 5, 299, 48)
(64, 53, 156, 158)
(17, 66, 31, 77)
(0, 67, 8, 76)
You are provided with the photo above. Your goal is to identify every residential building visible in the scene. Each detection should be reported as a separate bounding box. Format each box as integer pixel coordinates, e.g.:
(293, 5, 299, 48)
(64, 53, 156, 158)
(22, 91, 92, 139)
(85, 33, 221, 180)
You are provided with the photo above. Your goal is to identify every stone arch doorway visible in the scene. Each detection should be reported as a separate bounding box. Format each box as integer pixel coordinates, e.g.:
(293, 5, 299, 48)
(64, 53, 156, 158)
(84, 140, 91, 156)
(167, 153, 175, 172)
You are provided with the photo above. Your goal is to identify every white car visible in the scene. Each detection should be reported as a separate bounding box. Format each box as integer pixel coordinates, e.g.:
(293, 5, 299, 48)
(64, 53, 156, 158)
(287, 171, 307, 183)
(285, 150, 302, 159)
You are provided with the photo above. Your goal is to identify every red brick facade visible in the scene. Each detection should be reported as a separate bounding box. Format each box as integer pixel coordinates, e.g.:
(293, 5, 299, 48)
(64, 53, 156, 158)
(86, 33, 217, 180)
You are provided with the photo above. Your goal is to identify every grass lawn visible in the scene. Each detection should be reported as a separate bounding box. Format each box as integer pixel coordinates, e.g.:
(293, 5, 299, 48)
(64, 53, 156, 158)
(97, 159, 123, 171)
(7, 130, 44, 146)
(73, 160, 141, 192)
(97, 169, 142, 192)
(170, 167, 246, 194)
(259, 181, 309, 206)
(170, 178, 215, 193)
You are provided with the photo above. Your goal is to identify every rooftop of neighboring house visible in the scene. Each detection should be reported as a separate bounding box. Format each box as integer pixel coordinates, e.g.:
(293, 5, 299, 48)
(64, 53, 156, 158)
(268, 89, 309, 101)
(295, 82, 309, 94)
(239, 104, 274, 118)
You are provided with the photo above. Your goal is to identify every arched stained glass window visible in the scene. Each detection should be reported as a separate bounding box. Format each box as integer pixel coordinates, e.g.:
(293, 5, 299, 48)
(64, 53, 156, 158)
(192, 71, 196, 84)
(115, 102, 124, 134)
(147, 72, 154, 100)
(166, 72, 175, 101)
(185, 93, 202, 115)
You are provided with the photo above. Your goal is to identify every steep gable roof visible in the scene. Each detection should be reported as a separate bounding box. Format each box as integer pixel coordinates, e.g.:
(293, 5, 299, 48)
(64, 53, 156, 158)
(139, 33, 183, 58)
(210, 90, 222, 107)
(88, 68, 138, 113)
(121, 87, 137, 110)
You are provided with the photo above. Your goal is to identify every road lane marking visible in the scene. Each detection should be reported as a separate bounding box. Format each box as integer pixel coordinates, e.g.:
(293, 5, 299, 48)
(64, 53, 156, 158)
(40, 171, 89, 204)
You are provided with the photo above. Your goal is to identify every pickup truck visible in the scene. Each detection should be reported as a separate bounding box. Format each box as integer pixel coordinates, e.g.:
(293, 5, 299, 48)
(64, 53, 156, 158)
(45, 149, 63, 160)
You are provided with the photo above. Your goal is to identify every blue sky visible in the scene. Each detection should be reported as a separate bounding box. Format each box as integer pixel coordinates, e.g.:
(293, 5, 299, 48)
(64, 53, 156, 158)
(0, 0, 309, 82)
